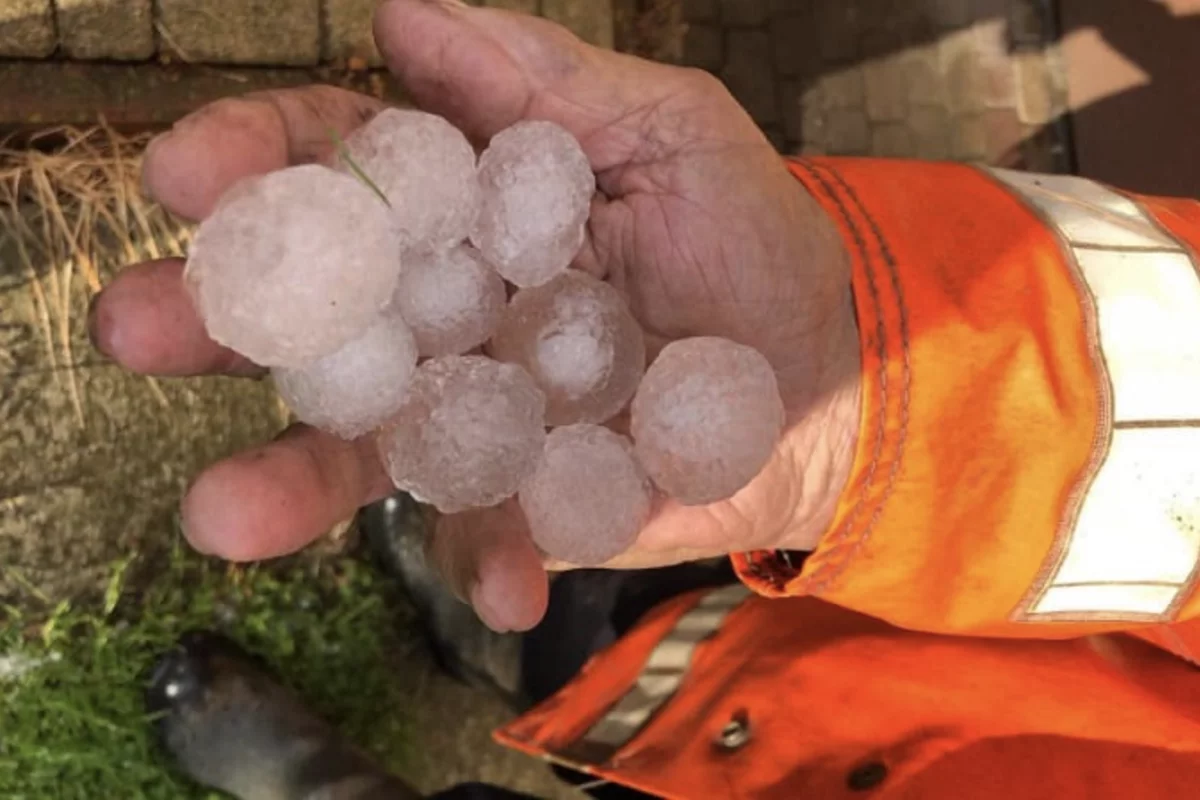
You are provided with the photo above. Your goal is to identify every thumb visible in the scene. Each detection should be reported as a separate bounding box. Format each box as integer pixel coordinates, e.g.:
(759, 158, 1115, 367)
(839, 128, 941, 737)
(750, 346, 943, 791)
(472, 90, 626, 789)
(431, 500, 550, 632)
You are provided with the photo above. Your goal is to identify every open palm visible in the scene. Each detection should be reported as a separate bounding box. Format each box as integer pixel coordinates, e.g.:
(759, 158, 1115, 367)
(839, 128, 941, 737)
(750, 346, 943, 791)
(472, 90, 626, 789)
(91, 0, 861, 631)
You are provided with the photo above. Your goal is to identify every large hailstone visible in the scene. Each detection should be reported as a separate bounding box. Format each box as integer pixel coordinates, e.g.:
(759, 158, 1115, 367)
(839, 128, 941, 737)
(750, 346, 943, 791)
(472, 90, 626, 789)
(338, 109, 481, 252)
(490, 271, 645, 426)
(631, 337, 785, 506)
(185, 165, 401, 368)
(272, 309, 418, 440)
(520, 424, 654, 567)
(470, 121, 595, 288)
(392, 245, 507, 357)
(377, 356, 547, 514)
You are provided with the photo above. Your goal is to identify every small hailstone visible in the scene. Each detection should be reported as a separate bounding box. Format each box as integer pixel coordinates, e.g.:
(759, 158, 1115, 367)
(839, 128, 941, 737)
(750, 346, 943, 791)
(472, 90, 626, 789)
(470, 121, 595, 287)
(338, 109, 481, 252)
(520, 425, 653, 566)
(392, 245, 507, 357)
(272, 309, 418, 440)
(185, 165, 401, 368)
(490, 271, 645, 426)
(631, 337, 784, 506)
(377, 356, 547, 514)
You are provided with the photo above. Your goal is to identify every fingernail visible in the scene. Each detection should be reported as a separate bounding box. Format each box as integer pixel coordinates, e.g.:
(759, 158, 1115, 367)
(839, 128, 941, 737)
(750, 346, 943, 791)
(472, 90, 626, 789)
(140, 134, 166, 201)
(470, 581, 512, 633)
(86, 291, 110, 357)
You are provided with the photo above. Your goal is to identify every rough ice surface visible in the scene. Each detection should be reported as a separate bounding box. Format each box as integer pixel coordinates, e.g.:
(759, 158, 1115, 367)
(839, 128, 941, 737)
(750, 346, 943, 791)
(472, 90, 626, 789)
(520, 425, 653, 566)
(377, 356, 547, 514)
(392, 245, 507, 357)
(470, 121, 595, 287)
(490, 271, 645, 426)
(339, 108, 481, 252)
(272, 309, 418, 440)
(631, 337, 784, 506)
(185, 165, 401, 368)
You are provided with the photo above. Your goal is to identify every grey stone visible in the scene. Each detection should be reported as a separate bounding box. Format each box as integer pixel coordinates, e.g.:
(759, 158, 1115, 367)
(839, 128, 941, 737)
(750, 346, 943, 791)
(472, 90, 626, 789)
(722, 29, 778, 125)
(56, 0, 154, 60)
(908, 105, 951, 160)
(950, 113, 988, 161)
(684, 23, 724, 72)
(720, 0, 769, 27)
(324, 0, 384, 66)
(940, 28, 986, 114)
(781, 80, 803, 141)
(1008, 0, 1048, 46)
(905, 44, 946, 105)
(813, 0, 859, 62)
(1014, 50, 1055, 125)
(769, 11, 821, 77)
(929, 0, 972, 29)
(974, 19, 1017, 108)
(871, 123, 915, 158)
(158, 0, 321, 66)
(682, 0, 719, 23)
(864, 52, 910, 122)
(543, 0, 614, 48)
(825, 108, 870, 155)
(0, 0, 55, 58)
(819, 68, 866, 110)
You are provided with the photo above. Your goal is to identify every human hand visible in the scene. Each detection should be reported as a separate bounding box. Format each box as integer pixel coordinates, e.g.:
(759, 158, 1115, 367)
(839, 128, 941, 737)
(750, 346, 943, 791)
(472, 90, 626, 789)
(89, 0, 862, 632)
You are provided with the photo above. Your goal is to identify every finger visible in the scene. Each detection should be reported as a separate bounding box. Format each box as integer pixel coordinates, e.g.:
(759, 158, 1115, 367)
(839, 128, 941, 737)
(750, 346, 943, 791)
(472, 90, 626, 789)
(374, 0, 686, 171)
(90, 259, 262, 377)
(182, 425, 393, 561)
(431, 501, 549, 632)
(143, 86, 383, 222)
(568, 194, 613, 280)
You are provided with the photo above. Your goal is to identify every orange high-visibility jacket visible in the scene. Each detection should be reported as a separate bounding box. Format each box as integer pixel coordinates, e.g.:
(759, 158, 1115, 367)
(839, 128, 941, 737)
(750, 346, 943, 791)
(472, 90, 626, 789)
(497, 159, 1200, 799)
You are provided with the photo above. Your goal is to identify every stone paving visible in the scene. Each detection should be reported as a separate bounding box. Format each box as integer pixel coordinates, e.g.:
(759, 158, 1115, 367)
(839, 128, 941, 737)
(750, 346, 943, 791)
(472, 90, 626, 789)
(682, 0, 1071, 170)
(0, 1, 1069, 171)
(0, 0, 613, 65)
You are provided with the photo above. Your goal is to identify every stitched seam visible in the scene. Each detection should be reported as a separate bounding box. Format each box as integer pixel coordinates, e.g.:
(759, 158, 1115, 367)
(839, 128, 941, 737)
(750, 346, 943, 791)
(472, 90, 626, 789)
(809, 162, 912, 594)
(979, 167, 1119, 622)
(789, 159, 889, 589)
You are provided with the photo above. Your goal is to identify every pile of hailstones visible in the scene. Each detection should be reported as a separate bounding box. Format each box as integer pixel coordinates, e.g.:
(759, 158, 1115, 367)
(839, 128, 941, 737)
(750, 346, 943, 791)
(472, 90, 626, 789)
(186, 110, 785, 566)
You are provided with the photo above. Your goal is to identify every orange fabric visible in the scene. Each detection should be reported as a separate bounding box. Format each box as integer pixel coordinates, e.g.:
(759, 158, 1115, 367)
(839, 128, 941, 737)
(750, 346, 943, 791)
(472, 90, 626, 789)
(496, 167, 1200, 798)
(497, 592, 1200, 799)
(735, 158, 1107, 637)
(1124, 194, 1200, 663)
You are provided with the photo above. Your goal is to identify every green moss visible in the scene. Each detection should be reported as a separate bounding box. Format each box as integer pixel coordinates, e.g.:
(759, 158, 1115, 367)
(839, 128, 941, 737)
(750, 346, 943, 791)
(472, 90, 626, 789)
(0, 541, 415, 800)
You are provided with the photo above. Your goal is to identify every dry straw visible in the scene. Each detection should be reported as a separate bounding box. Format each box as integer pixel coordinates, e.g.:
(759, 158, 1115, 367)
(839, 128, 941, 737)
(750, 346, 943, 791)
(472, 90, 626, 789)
(0, 125, 193, 424)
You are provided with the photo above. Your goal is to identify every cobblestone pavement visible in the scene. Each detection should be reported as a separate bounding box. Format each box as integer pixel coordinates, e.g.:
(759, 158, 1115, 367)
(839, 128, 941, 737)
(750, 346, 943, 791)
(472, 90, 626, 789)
(0, 1, 1070, 171)
(0, 0, 614, 65)
(682, 0, 1071, 170)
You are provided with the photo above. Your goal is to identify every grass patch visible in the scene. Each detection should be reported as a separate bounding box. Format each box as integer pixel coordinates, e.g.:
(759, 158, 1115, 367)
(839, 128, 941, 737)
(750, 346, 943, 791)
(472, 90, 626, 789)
(0, 541, 416, 800)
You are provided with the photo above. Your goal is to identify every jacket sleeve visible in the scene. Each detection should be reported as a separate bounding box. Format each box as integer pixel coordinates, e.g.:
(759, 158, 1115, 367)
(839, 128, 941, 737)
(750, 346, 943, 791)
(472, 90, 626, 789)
(733, 157, 1200, 640)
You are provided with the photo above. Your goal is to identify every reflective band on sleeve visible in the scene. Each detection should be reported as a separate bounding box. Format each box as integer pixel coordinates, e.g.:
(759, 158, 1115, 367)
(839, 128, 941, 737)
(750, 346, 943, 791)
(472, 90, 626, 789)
(564, 583, 751, 762)
(987, 168, 1200, 622)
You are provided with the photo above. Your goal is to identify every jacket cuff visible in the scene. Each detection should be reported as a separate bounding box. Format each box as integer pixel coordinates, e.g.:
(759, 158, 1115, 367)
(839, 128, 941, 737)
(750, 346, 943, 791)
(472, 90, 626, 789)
(735, 158, 1104, 637)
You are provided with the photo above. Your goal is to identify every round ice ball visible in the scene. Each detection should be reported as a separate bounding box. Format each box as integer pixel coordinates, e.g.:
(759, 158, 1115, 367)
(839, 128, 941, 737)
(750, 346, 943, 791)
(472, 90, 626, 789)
(470, 120, 595, 288)
(631, 337, 784, 506)
(185, 164, 402, 368)
(272, 309, 418, 440)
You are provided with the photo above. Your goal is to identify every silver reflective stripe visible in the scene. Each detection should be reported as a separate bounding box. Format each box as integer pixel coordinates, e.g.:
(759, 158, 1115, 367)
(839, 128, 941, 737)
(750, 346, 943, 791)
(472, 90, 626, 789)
(986, 168, 1200, 622)
(572, 583, 752, 757)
